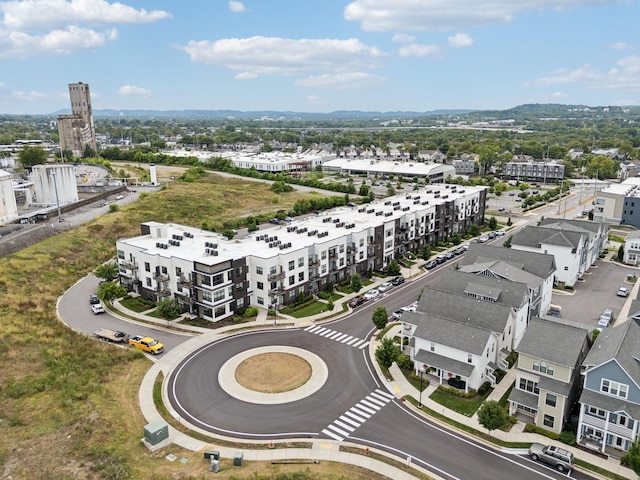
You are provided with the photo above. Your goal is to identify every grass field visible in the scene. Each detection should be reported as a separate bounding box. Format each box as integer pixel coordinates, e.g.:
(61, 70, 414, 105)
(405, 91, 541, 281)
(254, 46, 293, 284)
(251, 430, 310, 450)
(0, 172, 356, 479)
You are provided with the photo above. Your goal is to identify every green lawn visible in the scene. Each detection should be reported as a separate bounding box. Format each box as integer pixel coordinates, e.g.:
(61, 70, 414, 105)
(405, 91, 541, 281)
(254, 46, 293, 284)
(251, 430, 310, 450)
(429, 387, 491, 417)
(287, 301, 332, 318)
(119, 296, 155, 313)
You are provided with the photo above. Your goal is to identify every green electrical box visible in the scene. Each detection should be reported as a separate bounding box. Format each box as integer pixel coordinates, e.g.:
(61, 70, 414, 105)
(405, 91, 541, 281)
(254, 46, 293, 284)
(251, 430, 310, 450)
(233, 451, 243, 466)
(204, 450, 219, 460)
(143, 420, 169, 446)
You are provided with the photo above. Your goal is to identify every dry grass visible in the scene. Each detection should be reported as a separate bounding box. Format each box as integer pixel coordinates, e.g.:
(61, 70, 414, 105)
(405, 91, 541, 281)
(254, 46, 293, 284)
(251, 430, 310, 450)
(0, 172, 350, 479)
(235, 353, 312, 393)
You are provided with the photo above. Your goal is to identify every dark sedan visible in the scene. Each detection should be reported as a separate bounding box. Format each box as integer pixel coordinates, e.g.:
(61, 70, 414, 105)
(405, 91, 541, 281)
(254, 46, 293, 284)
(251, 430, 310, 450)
(391, 276, 405, 286)
(348, 296, 366, 308)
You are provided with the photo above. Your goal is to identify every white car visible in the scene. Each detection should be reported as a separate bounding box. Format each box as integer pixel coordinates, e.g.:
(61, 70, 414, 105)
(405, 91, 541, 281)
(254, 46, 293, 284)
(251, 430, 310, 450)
(401, 301, 418, 312)
(363, 289, 380, 301)
(378, 282, 393, 293)
(495, 229, 506, 236)
(91, 303, 105, 314)
(617, 287, 629, 297)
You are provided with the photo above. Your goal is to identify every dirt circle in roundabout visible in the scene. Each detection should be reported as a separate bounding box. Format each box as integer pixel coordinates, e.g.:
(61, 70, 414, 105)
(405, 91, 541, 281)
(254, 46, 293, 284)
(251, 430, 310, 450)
(235, 352, 312, 393)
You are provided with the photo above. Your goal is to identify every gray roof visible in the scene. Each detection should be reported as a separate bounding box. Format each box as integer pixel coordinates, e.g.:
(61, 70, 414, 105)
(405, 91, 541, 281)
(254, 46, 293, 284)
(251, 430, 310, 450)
(414, 349, 476, 377)
(403, 310, 492, 355)
(517, 317, 590, 368)
(459, 259, 543, 290)
(508, 387, 539, 409)
(429, 270, 528, 310)
(539, 218, 606, 237)
(579, 388, 640, 420)
(415, 287, 513, 334)
(626, 230, 640, 241)
(511, 225, 584, 251)
(462, 243, 556, 280)
(538, 375, 573, 397)
(583, 319, 640, 385)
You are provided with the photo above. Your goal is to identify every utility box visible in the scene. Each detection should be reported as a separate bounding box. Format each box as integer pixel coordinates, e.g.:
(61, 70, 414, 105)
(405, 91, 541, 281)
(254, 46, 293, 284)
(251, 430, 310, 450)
(204, 450, 219, 460)
(233, 451, 243, 466)
(143, 420, 169, 446)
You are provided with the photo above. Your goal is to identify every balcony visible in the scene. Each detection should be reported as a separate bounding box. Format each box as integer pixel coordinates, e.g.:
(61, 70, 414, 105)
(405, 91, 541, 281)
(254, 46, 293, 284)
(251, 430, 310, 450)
(155, 287, 171, 297)
(268, 271, 285, 281)
(153, 272, 170, 282)
(269, 286, 284, 295)
(120, 261, 138, 270)
(329, 251, 337, 258)
(308, 258, 320, 267)
(177, 275, 192, 287)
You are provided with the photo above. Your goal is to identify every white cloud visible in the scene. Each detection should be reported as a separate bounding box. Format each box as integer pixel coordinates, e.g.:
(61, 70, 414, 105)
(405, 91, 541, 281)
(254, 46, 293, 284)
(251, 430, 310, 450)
(392, 33, 415, 43)
(295, 72, 385, 89)
(235, 72, 258, 80)
(118, 85, 152, 97)
(448, 33, 473, 47)
(228, 1, 246, 12)
(344, 0, 616, 32)
(609, 42, 628, 50)
(0, 0, 171, 31)
(305, 94, 327, 105)
(398, 43, 439, 58)
(0, 26, 117, 59)
(179, 36, 385, 76)
(549, 91, 568, 98)
(0, 83, 47, 101)
(527, 56, 640, 92)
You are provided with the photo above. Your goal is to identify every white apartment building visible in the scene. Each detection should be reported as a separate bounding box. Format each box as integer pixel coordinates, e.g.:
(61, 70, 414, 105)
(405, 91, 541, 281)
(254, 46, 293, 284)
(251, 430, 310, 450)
(116, 185, 486, 322)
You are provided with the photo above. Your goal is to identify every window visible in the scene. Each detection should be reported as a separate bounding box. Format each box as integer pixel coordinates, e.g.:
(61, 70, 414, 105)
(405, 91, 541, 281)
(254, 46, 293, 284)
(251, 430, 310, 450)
(270, 266, 277, 275)
(237, 298, 245, 309)
(321, 250, 327, 260)
(213, 290, 225, 302)
(519, 378, 539, 394)
(212, 273, 224, 286)
(359, 239, 364, 247)
(214, 306, 225, 318)
(298, 272, 304, 281)
(289, 290, 295, 299)
(161, 266, 168, 274)
(533, 360, 554, 376)
(602, 379, 628, 399)
(235, 283, 243, 291)
(339, 244, 344, 253)
(543, 414, 554, 428)
(430, 342, 435, 352)
(289, 275, 295, 286)
(467, 353, 472, 364)
(257, 296, 264, 305)
(145, 262, 150, 272)
(117, 249, 125, 259)
(175, 266, 182, 276)
(202, 275, 211, 286)
(235, 267, 243, 276)
(587, 405, 606, 418)
(298, 257, 304, 267)
(546, 393, 557, 407)
(256, 266, 263, 275)
(202, 291, 212, 302)
(289, 260, 295, 271)
(146, 278, 152, 287)
(257, 282, 264, 290)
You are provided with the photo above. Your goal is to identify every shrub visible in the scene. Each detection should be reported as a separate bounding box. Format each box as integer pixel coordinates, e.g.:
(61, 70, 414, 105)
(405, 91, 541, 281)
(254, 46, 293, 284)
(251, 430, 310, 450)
(317, 291, 331, 300)
(560, 431, 576, 445)
(478, 382, 492, 395)
(508, 415, 517, 424)
(396, 354, 413, 370)
(242, 306, 258, 318)
(524, 424, 561, 440)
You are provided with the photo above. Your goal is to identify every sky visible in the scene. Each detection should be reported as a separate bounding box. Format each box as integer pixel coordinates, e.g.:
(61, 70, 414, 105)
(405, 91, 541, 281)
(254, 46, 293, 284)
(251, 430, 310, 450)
(1, 0, 639, 115)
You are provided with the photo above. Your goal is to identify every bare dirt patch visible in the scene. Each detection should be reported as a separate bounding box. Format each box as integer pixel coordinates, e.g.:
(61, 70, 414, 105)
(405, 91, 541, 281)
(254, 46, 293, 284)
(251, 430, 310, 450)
(235, 353, 312, 393)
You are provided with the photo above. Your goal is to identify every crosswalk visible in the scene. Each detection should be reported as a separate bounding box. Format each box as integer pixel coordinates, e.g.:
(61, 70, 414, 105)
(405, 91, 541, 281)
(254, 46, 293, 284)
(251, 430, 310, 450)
(303, 325, 369, 349)
(321, 389, 395, 441)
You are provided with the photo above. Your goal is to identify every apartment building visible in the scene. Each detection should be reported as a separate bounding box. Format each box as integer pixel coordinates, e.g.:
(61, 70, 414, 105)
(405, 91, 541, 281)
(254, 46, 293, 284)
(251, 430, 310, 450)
(501, 159, 565, 182)
(116, 185, 486, 322)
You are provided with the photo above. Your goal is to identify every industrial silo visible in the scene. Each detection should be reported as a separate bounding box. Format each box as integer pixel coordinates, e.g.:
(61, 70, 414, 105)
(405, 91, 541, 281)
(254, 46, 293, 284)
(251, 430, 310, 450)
(0, 169, 18, 224)
(32, 164, 78, 206)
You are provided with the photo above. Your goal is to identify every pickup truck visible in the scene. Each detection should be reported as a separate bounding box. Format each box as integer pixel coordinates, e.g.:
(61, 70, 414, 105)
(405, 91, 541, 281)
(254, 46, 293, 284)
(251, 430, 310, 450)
(128, 335, 164, 355)
(94, 328, 130, 343)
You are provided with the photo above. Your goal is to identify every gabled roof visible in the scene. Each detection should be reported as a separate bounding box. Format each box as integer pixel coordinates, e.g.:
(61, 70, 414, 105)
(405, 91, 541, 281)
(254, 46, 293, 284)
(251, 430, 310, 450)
(511, 225, 584, 250)
(459, 259, 544, 290)
(539, 218, 606, 237)
(517, 317, 590, 368)
(579, 388, 640, 419)
(626, 230, 640, 241)
(429, 270, 528, 310)
(582, 319, 640, 386)
(461, 243, 556, 280)
(415, 287, 513, 334)
(402, 311, 492, 355)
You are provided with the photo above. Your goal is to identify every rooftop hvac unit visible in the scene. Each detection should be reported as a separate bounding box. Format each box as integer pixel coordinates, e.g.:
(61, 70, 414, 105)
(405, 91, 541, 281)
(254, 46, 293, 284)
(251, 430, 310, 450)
(211, 243, 218, 248)
(332, 218, 340, 223)
(422, 201, 429, 205)
(384, 201, 391, 205)
(394, 206, 400, 210)
(212, 250, 218, 256)
(156, 242, 161, 248)
(402, 207, 410, 211)
(414, 200, 420, 204)
(323, 217, 331, 223)
(393, 201, 400, 206)
(358, 207, 365, 212)
(287, 242, 291, 247)
(175, 241, 180, 246)
(367, 209, 374, 214)
(205, 248, 211, 254)
(376, 211, 383, 216)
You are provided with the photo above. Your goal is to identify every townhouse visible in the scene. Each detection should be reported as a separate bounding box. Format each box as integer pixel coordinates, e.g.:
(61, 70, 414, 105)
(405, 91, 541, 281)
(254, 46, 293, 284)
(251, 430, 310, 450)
(116, 185, 486, 322)
(538, 218, 609, 269)
(508, 317, 591, 434)
(578, 318, 640, 455)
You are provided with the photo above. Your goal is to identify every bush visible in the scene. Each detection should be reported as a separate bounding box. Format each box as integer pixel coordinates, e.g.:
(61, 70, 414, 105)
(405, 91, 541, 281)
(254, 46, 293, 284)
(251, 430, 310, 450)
(478, 382, 492, 395)
(524, 424, 561, 440)
(508, 415, 517, 425)
(317, 291, 331, 300)
(560, 431, 576, 445)
(396, 354, 413, 370)
(242, 306, 258, 318)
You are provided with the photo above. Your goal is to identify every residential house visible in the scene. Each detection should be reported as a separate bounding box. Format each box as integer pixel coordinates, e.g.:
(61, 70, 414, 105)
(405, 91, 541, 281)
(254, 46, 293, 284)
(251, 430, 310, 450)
(623, 231, 640, 266)
(459, 243, 556, 320)
(510, 225, 588, 288)
(428, 270, 531, 348)
(538, 218, 609, 269)
(403, 287, 517, 392)
(508, 317, 591, 434)
(577, 318, 640, 455)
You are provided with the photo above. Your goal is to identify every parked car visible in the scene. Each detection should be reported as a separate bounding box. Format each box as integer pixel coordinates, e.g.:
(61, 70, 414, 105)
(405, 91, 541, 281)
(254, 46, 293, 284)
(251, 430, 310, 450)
(401, 302, 418, 313)
(498, 207, 505, 212)
(495, 229, 506, 236)
(91, 303, 105, 314)
(487, 232, 497, 239)
(444, 251, 455, 260)
(424, 260, 438, 270)
(596, 316, 611, 332)
(392, 310, 403, 320)
(97, 202, 107, 207)
(547, 306, 561, 318)
(391, 276, 405, 286)
(601, 309, 614, 322)
(269, 218, 280, 225)
(435, 254, 447, 264)
(348, 296, 365, 308)
(89, 294, 100, 305)
(363, 289, 380, 301)
(617, 286, 629, 297)
(284, 216, 293, 222)
(528, 443, 574, 473)
(453, 247, 465, 255)
(462, 243, 470, 251)
(515, 198, 522, 202)
(478, 235, 490, 243)
(378, 282, 393, 293)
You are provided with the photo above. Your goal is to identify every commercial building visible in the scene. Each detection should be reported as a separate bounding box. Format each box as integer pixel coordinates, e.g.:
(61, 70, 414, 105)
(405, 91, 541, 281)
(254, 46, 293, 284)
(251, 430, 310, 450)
(321, 158, 456, 183)
(57, 82, 97, 158)
(116, 185, 486, 322)
(593, 178, 640, 226)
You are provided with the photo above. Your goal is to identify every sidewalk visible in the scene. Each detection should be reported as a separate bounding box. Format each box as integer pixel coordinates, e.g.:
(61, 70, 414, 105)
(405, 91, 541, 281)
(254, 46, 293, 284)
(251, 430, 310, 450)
(377, 325, 634, 479)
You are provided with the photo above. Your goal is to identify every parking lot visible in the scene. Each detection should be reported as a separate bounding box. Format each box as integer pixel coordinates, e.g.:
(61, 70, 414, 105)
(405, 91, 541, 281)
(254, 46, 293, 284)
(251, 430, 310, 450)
(551, 259, 638, 330)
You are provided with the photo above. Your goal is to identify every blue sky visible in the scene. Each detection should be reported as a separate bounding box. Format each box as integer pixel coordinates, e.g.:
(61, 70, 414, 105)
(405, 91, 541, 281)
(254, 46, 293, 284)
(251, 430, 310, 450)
(1, 0, 639, 115)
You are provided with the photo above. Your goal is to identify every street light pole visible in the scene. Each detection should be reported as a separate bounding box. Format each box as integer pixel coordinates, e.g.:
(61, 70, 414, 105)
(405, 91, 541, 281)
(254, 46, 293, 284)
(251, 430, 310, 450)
(418, 367, 424, 407)
(51, 172, 62, 222)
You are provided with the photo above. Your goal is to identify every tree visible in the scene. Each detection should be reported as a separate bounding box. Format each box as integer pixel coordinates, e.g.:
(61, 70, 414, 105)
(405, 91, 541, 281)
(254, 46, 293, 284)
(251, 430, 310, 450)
(618, 244, 625, 263)
(375, 337, 400, 369)
(477, 143, 499, 175)
(488, 216, 498, 230)
(94, 263, 119, 281)
(585, 155, 618, 179)
(503, 235, 512, 248)
(387, 259, 401, 276)
(372, 306, 388, 330)
(621, 441, 640, 476)
(18, 146, 48, 169)
(156, 298, 182, 319)
(351, 273, 362, 293)
(97, 281, 127, 301)
(477, 400, 507, 436)
(83, 145, 97, 158)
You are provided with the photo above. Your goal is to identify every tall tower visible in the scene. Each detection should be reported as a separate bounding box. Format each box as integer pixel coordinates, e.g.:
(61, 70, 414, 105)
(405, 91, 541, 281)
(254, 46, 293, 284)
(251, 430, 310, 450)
(57, 82, 97, 158)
